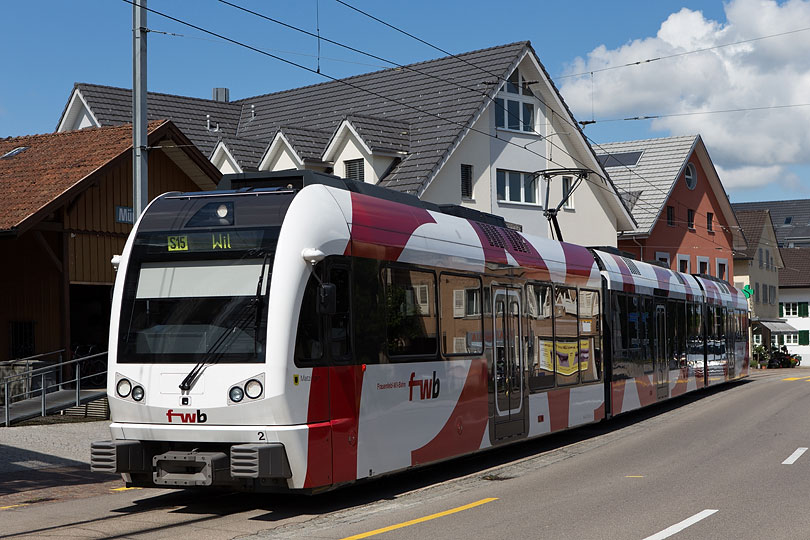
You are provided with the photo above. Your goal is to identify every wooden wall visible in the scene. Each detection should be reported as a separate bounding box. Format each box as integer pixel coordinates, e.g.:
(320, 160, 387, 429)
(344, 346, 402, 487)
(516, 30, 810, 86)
(0, 231, 64, 360)
(65, 151, 205, 284)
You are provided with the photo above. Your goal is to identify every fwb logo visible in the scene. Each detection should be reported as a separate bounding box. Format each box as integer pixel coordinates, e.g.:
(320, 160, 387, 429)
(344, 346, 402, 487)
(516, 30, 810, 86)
(408, 371, 440, 401)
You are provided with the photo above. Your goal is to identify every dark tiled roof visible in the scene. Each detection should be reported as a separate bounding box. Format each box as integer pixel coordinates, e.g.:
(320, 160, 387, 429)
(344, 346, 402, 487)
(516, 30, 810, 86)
(780, 248, 810, 287)
(733, 199, 810, 247)
(734, 209, 770, 259)
(69, 42, 529, 195)
(73, 83, 242, 158)
(220, 136, 268, 171)
(347, 115, 410, 154)
(0, 121, 167, 231)
(278, 126, 333, 161)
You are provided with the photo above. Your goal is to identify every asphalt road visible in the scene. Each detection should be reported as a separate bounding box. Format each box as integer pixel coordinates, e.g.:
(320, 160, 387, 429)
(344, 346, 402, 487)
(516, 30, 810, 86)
(2, 369, 808, 540)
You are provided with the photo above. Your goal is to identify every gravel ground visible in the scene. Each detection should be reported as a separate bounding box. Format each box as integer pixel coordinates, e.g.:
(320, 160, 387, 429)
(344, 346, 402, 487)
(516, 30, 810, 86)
(0, 419, 111, 474)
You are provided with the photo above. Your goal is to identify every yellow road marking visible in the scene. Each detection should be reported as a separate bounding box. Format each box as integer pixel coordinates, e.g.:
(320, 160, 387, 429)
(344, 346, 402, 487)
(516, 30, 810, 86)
(111, 487, 143, 492)
(0, 504, 29, 510)
(340, 498, 498, 540)
(783, 376, 810, 381)
(625, 475, 645, 478)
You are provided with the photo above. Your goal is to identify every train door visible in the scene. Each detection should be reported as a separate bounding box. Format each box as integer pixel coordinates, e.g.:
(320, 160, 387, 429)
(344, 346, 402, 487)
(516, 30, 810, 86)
(654, 303, 668, 399)
(493, 286, 525, 439)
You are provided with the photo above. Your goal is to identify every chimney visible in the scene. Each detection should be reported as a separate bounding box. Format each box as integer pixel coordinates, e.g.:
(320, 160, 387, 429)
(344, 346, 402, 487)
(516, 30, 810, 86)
(212, 87, 230, 102)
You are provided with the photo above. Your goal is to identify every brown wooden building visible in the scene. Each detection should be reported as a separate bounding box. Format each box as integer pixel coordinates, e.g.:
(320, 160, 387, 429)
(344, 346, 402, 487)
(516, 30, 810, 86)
(0, 120, 220, 362)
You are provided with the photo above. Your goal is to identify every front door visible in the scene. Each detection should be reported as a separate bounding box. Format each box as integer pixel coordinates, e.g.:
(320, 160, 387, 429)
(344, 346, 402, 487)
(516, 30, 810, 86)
(654, 304, 669, 399)
(493, 286, 524, 439)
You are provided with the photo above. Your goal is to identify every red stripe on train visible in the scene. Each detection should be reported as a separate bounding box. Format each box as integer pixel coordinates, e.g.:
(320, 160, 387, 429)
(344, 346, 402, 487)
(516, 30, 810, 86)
(411, 358, 489, 465)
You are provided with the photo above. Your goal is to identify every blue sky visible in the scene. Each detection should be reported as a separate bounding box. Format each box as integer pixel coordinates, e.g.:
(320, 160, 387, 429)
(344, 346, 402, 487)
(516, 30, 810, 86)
(1, 0, 807, 203)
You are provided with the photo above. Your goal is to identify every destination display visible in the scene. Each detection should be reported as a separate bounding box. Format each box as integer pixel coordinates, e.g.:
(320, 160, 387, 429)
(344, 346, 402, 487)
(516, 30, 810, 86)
(139, 229, 277, 254)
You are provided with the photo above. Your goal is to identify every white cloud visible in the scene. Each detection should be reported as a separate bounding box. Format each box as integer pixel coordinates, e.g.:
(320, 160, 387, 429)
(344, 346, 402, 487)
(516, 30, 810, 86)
(560, 0, 810, 189)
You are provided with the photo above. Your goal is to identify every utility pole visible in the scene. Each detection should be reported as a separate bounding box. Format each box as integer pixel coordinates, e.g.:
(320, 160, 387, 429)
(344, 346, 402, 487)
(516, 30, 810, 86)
(132, 0, 148, 221)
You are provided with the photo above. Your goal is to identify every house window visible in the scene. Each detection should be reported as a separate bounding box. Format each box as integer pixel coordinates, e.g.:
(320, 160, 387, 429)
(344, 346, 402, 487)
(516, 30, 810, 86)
(461, 164, 473, 199)
(755, 283, 760, 303)
(758, 248, 763, 268)
(561, 176, 573, 208)
(494, 70, 539, 133)
(769, 286, 776, 304)
(496, 169, 538, 204)
(785, 216, 793, 225)
(785, 333, 799, 345)
(753, 333, 762, 345)
(687, 209, 695, 229)
(762, 286, 768, 305)
(684, 162, 697, 190)
(655, 252, 671, 267)
(344, 159, 364, 182)
(677, 254, 690, 273)
(666, 206, 674, 226)
(765, 249, 770, 270)
(698, 259, 708, 274)
(717, 262, 726, 280)
(707, 212, 713, 232)
(784, 302, 798, 317)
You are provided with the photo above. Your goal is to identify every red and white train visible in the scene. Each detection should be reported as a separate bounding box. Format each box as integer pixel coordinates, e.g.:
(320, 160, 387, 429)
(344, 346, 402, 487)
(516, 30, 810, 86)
(91, 171, 749, 491)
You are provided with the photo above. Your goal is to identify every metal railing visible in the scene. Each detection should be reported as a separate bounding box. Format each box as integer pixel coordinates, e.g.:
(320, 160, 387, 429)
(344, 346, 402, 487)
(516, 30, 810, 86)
(2, 351, 107, 426)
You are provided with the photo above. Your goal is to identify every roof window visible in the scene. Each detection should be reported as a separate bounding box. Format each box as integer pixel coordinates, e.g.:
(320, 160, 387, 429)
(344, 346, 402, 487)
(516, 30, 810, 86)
(1, 146, 29, 159)
(785, 216, 792, 225)
(596, 151, 642, 168)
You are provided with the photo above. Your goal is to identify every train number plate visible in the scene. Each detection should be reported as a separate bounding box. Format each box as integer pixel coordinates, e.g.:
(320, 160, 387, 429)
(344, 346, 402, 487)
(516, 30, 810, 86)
(167, 235, 189, 251)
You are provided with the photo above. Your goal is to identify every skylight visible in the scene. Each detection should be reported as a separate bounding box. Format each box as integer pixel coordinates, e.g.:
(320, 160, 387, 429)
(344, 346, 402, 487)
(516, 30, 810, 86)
(785, 217, 792, 225)
(596, 151, 643, 168)
(1, 146, 29, 159)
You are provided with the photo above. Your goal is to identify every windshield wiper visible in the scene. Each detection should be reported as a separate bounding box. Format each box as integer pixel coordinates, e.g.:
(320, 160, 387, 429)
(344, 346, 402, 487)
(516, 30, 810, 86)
(179, 255, 270, 392)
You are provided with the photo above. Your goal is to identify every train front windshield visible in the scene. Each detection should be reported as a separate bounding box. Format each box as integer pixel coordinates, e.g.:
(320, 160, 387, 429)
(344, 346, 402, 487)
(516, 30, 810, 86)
(117, 226, 279, 364)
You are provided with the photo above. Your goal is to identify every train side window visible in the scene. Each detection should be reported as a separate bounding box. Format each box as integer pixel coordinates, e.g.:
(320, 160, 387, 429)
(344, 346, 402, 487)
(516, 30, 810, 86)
(383, 266, 438, 358)
(439, 273, 483, 356)
(526, 282, 555, 391)
(640, 297, 654, 374)
(294, 272, 324, 366)
(353, 258, 385, 365)
(554, 286, 580, 386)
(329, 267, 351, 361)
(579, 289, 601, 382)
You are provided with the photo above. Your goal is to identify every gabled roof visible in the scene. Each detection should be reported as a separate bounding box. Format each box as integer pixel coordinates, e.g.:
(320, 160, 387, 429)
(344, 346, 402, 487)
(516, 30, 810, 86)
(780, 248, 810, 288)
(595, 135, 697, 234)
(733, 199, 810, 247)
(734, 209, 782, 265)
(0, 120, 220, 233)
(218, 136, 268, 171)
(61, 83, 243, 158)
(596, 135, 744, 249)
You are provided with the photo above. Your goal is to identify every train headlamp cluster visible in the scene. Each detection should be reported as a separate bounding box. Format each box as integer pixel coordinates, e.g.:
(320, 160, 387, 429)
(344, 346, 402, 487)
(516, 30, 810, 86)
(116, 375, 145, 403)
(228, 376, 264, 405)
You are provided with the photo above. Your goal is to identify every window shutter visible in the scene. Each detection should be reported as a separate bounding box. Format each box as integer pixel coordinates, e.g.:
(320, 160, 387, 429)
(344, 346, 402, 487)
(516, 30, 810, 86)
(800, 330, 810, 346)
(461, 164, 473, 199)
(453, 290, 465, 318)
(780, 303, 784, 317)
(800, 302, 809, 318)
(344, 159, 364, 182)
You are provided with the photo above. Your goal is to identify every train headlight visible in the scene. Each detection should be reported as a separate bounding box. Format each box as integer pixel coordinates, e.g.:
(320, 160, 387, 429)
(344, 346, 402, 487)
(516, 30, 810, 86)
(131, 385, 145, 402)
(229, 386, 244, 403)
(216, 204, 229, 218)
(116, 378, 132, 398)
(245, 379, 263, 399)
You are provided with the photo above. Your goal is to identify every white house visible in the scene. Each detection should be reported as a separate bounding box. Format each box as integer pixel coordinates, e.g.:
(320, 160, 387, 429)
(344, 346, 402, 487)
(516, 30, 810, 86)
(57, 42, 634, 246)
(779, 248, 810, 360)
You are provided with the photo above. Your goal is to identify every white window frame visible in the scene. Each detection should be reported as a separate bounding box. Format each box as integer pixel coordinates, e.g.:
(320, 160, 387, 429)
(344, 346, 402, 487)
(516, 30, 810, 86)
(676, 254, 691, 274)
(496, 169, 540, 205)
(461, 163, 474, 200)
(784, 302, 799, 317)
(655, 252, 671, 267)
(785, 333, 799, 345)
(494, 70, 541, 134)
(465, 288, 481, 317)
(715, 258, 728, 280)
(561, 176, 574, 209)
(696, 256, 710, 275)
(753, 333, 762, 345)
(684, 162, 697, 190)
